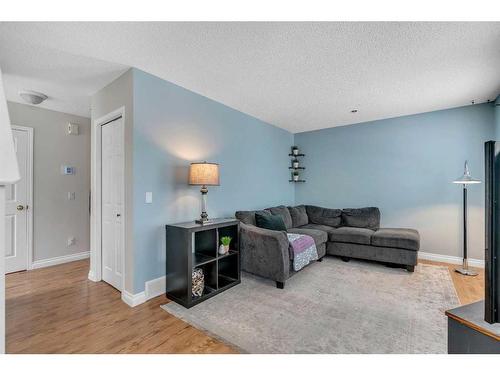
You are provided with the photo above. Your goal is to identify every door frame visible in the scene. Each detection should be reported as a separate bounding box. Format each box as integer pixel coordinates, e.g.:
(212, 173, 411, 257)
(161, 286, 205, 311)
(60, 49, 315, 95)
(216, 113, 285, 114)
(10, 125, 33, 271)
(89, 107, 126, 292)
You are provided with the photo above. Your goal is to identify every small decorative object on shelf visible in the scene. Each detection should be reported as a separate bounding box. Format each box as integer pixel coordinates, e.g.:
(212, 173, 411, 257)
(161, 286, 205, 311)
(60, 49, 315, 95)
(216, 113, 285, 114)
(219, 236, 231, 255)
(192, 268, 205, 297)
(291, 146, 299, 156)
(292, 159, 300, 169)
(292, 171, 300, 181)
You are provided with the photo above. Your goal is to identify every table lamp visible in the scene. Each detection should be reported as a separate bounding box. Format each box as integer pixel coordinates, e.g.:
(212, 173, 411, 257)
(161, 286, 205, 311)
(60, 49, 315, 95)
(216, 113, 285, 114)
(189, 162, 219, 224)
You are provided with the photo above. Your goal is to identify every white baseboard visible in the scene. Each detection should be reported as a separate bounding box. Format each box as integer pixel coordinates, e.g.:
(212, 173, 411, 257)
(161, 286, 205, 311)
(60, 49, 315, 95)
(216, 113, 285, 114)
(121, 290, 146, 307)
(418, 251, 484, 268)
(31, 251, 90, 269)
(145, 276, 166, 300)
(120, 276, 166, 308)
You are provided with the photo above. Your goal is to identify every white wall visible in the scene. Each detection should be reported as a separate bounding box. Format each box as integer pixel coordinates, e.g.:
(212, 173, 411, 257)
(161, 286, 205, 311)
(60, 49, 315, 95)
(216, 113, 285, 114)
(7, 102, 91, 264)
(0, 186, 5, 353)
(90, 69, 135, 293)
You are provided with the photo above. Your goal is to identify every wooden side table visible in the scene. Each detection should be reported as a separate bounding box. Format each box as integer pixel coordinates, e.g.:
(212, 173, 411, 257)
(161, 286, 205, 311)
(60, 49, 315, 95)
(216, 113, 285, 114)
(165, 218, 240, 308)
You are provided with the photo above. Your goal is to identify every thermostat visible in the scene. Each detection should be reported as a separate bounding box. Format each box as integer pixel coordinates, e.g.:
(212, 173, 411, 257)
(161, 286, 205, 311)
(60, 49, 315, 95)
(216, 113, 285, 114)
(61, 165, 75, 175)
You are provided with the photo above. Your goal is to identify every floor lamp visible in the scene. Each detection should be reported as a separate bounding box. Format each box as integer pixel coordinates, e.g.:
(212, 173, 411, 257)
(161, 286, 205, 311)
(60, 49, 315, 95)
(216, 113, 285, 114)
(453, 161, 481, 276)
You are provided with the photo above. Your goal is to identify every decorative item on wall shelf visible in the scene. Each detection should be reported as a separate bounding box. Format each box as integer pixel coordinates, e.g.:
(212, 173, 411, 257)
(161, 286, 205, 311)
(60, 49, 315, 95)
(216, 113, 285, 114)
(192, 268, 205, 297)
(219, 236, 232, 255)
(289, 146, 305, 182)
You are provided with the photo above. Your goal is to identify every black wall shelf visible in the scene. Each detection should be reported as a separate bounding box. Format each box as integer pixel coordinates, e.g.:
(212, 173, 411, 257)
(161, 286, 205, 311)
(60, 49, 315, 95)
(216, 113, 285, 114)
(290, 146, 306, 183)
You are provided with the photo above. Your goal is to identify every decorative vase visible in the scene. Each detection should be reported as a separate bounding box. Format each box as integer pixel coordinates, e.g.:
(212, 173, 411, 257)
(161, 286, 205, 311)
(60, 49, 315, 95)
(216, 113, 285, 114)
(292, 147, 299, 156)
(219, 244, 229, 255)
(192, 268, 204, 297)
(292, 160, 299, 168)
(293, 174, 299, 181)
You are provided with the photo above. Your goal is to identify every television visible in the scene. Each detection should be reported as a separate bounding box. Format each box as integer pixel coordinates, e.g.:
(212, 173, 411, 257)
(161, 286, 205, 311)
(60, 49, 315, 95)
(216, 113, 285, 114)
(484, 141, 500, 323)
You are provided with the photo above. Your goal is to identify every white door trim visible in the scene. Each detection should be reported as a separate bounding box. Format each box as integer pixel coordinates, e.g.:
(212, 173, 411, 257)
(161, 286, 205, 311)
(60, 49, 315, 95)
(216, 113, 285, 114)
(89, 108, 126, 294)
(10, 125, 34, 271)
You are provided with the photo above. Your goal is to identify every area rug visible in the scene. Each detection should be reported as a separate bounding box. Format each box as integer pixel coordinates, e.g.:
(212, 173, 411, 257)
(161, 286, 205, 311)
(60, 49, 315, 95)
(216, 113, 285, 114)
(162, 257, 459, 353)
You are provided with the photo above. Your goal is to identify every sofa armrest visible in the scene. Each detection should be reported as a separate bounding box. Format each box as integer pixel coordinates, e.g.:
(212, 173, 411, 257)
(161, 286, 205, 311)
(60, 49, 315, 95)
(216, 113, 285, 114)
(239, 223, 290, 282)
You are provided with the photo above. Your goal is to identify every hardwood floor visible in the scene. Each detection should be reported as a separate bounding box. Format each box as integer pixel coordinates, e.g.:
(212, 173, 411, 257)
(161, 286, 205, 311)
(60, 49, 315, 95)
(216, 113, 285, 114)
(6, 259, 236, 353)
(6, 258, 484, 354)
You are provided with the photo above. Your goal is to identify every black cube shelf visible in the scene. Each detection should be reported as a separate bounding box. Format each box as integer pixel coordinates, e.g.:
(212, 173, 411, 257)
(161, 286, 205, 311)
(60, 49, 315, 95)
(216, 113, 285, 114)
(165, 218, 240, 308)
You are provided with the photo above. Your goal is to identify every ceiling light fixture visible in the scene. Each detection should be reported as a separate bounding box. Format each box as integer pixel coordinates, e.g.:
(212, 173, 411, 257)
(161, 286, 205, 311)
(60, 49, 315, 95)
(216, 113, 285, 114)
(19, 90, 48, 105)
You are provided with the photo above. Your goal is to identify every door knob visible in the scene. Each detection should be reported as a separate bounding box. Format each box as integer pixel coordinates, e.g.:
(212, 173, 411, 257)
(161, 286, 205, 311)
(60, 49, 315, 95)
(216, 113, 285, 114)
(16, 205, 24, 211)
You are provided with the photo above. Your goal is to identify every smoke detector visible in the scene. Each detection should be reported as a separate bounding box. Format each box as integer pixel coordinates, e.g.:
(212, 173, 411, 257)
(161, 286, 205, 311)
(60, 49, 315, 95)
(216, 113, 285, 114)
(19, 90, 48, 105)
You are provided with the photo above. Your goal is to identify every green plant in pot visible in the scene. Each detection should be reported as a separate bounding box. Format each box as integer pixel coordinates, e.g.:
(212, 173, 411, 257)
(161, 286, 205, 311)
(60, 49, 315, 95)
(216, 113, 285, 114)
(219, 236, 232, 255)
(292, 171, 300, 181)
(291, 146, 299, 156)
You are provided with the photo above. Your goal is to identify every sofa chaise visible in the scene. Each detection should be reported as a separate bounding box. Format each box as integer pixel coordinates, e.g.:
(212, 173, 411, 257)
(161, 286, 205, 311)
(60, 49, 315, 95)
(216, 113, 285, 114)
(235, 205, 420, 288)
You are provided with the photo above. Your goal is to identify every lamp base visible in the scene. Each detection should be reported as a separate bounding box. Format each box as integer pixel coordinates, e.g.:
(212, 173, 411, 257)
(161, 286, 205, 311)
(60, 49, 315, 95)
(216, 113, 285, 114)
(195, 218, 212, 225)
(455, 267, 478, 276)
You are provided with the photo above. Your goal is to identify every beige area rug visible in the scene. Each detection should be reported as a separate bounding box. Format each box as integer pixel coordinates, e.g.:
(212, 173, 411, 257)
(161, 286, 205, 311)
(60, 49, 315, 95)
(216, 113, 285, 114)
(162, 257, 459, 353)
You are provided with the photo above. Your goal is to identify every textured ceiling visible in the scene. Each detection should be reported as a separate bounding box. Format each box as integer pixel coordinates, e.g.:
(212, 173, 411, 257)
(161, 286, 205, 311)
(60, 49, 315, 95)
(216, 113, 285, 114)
(1, 22, 499, 132)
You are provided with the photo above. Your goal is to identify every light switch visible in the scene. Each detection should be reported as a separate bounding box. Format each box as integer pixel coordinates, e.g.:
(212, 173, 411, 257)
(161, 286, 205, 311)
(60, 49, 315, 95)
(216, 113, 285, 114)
(68, 192, 76, 200)
(145, 191, 153, 203)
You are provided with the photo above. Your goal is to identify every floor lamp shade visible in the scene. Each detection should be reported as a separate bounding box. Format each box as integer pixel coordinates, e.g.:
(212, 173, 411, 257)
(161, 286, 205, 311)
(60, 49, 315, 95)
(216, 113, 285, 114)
(189, 162, 220, 224)
(453, 161, 481, 276)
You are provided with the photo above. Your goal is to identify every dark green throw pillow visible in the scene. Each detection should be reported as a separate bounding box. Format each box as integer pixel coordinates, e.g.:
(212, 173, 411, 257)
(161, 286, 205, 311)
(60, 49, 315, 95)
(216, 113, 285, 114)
(255, 212, 287, 231)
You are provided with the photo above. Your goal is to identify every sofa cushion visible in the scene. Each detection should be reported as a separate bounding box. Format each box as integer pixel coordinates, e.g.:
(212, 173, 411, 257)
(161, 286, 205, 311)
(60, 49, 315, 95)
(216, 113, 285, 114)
(371, 228, 420, 251)
(329, 226, 374, 245)
(266, 205, 293, 229)
(299, 223, 337, 235)
(306, 205, 342, 227)
(255, 212, 287, 231)
(342, 207, 380, 230)
(287, 227, 328, 245)
(288, 205, 309, 227)
(235, 210, 269, 226)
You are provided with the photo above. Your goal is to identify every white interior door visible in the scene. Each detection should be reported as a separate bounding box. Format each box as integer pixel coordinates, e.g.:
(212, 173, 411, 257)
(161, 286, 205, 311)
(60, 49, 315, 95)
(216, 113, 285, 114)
(101, 117, 124, 291)
(5, 127, 31, 273)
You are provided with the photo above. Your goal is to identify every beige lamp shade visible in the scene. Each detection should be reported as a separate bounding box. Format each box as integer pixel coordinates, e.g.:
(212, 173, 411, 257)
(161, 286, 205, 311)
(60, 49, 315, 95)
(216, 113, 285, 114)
(189, 162, 220, 186)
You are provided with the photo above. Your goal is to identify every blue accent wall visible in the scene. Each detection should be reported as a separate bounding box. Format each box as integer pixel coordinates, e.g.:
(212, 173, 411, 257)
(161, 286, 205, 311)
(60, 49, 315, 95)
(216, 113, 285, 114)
(295, 104, 495, 260)
(132, 69, 294, 293)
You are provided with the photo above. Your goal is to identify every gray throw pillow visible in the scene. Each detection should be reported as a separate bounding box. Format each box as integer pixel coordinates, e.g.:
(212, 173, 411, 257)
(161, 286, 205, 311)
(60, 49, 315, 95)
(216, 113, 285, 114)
(306, 205, 342, 227)
(342, 207, 380, 230)
(265, 205, 293, 229)
(287, 205, 309, 227)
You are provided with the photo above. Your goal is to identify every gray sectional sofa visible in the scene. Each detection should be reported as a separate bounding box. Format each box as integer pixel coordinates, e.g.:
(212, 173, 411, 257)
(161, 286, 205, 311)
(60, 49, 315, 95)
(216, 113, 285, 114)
(235, 205, 420, 289)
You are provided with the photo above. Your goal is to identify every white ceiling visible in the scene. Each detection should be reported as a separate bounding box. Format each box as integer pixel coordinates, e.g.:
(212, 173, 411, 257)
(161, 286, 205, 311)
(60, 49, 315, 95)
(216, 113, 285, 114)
(1, 22, 499, 132)
(0, 33, 128, 117)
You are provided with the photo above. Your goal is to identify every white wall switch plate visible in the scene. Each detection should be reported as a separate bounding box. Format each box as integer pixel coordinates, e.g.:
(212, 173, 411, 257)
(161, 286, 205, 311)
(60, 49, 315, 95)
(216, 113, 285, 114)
(145, 191, 153, 203)
(67, 237, 75, 246)
(61, 165, 74, 175)
(68, 192, 76, 200)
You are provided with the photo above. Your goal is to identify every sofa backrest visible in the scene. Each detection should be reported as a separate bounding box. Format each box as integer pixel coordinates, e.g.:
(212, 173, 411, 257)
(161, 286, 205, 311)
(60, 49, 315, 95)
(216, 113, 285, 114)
(341, 207, 380, 230)
(235, 205, 381, 230)
(265, 205, 293, 229)
(235, 210, 269, 226)
(287, 205, 308, 227)
(305, 205, 342, 227)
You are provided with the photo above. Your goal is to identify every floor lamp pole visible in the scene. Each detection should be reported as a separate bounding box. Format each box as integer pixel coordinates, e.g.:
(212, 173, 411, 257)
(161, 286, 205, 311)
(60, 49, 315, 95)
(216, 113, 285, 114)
(455, 184, 478, 276)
